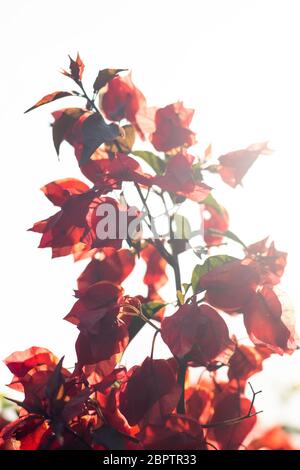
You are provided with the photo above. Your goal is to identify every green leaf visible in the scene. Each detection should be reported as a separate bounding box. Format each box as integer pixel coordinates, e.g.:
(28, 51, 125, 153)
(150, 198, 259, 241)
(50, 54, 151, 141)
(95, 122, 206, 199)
(93, 68, 127, 94)
(202, 193, 223, 214)
(182, 283, 191, 294)
(142, 301, 165, 317)
(208, 229, 247, 248)
(191, 255, 238, 293)
(132, 150, 165, 175)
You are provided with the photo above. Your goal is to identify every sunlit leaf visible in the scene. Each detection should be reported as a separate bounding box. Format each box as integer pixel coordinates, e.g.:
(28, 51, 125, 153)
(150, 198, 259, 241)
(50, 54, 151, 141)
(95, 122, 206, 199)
(25, 91, 77, 113)
(132, 150, 166, 175)
(192, 255, 237, 293)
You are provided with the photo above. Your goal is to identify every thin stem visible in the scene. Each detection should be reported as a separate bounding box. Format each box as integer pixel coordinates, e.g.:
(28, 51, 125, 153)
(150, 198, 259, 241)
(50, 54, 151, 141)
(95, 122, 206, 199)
(169, 213, 182, 292)
(134, 183, 174, 264)
(77, 80, 101, 115)
(176, 359, 187, 414)
(150, 329, 160, 359)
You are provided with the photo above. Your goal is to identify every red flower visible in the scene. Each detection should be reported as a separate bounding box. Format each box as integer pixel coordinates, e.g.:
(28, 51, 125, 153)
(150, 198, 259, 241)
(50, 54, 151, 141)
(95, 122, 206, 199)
(119, 357, 180, 425)
(141, 244, 168, 292)
(83, 196, 140, 250)
(4, 347, 58, 379)
(4, 350, 91, 436)
(152, 152, 211, 202)
(245, 238, 287, 286)
(151, 102, 196, 152)
(138, 415, 207, 450)
(227, 344, 268, 384)
(101, 73, 146, 138)
(218, 142, 272, 187)
(80, 151, 151, 188)
(41, 178, 90, 206)
(203, 204, 229, 246)
(77, 248, 135, 293)
(161, 302, 233, 366)
(64, 281, 128, 366)
(243, 287, 295, 354)
(199, 259, 260, 313)
(30, 185, 137, 257)
(210, 391, 257, 450)
(185, 384, 213, 423)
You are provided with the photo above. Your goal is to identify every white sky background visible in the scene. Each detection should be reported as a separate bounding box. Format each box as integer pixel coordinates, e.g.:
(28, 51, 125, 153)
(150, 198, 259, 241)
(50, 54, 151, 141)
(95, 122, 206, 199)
(1, 0, 300, 432)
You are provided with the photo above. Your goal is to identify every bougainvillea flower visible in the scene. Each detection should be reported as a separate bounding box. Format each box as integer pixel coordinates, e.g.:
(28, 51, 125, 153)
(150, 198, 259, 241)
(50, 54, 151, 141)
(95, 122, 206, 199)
(185, 384, 213, 423)
(245, 238, 287, 286)
(4, 347, 59, 379)
(138, 415, 207, 450)
(152, 152, 211, 202)
(227, 344, 268, 384)
(199, 259, 260, 313)
(77, 248, 135, 293)
(243, 286, 295, 354)
(203, 204, 229, 246)
(0, 415, 49, 450)
(141, 244, 168, 291)
(210, 391, 257, 450)
(119, 357, 180, 425)
(30, 191, 137, 257)
(40, 178, 90, 206)
(217, 141, 272, 187)
(79, 151, 152, 189)
(82, 196, 140, 250)
(30, 190, 96, 257)
(64, 281, 128, 366)
(3, 351, 92, 437)
(151, 102, 196, 152)
(101, 73, 147, 138)
(161, 302, 233, 366)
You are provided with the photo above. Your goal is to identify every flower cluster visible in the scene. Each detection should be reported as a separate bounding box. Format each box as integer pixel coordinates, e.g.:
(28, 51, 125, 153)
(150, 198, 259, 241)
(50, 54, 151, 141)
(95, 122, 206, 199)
(0, 55, 297, 451)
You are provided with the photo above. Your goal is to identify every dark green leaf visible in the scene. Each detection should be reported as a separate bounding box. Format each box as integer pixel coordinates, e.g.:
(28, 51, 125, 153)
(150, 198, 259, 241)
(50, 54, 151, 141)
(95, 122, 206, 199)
(45, 356, 65, 402)
(142, 301, 165, 317)
(80, 113, 121, 165)
(93, 68, 127, 93)
(52, 108, 85, 155)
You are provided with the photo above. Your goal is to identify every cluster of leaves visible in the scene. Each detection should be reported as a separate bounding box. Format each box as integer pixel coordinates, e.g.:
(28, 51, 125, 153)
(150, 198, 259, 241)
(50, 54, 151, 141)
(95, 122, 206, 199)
(0, 54, 297, 451)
